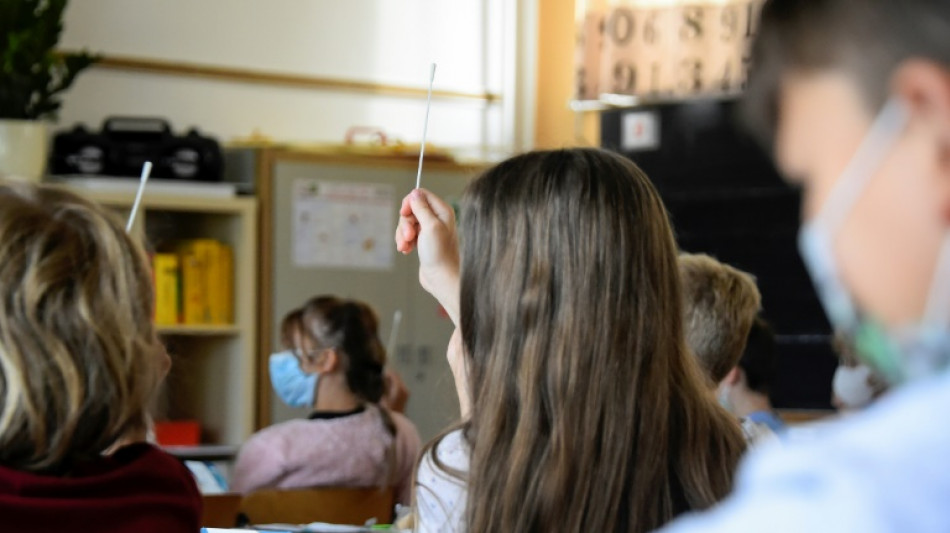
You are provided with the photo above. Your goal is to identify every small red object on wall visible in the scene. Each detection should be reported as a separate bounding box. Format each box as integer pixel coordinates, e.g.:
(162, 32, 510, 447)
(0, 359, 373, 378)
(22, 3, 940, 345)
(154, 420, 201, 446)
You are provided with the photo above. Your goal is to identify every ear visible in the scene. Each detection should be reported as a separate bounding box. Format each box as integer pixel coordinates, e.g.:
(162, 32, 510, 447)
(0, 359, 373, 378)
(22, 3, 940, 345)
(892, 59, 950, 223)
(720, 366, 742, 387)
(158, 344, 172, 380)
(315, 349, 341, 374)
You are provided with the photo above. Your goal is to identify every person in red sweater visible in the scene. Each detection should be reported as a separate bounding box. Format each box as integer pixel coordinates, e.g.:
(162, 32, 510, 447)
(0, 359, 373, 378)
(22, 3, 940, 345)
(0, 182, 201, 532)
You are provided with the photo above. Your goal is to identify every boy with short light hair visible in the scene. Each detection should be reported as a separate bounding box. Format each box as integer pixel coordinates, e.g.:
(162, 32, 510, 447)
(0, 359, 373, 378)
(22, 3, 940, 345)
(679, 253, 770, 443)
(679, 253, 762, 387)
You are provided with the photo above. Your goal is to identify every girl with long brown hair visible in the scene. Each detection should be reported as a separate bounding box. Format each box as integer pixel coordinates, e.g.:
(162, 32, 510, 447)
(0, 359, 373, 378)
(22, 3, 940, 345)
(396, 148, 746, 532)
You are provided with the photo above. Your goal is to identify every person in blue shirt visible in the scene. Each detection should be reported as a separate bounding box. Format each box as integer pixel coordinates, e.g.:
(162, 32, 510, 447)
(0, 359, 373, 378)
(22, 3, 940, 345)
(718, 317, 786, 434)
(662, 0, 950, 531)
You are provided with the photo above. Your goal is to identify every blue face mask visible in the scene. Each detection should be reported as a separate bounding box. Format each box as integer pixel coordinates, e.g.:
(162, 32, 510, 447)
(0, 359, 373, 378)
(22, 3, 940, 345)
(269, 350, 319, 408)
(798, 98, 950, 384)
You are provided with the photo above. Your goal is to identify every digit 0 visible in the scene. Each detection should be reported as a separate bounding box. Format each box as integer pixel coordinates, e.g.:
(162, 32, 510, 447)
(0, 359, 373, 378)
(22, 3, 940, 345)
(609, 8, 636, 45)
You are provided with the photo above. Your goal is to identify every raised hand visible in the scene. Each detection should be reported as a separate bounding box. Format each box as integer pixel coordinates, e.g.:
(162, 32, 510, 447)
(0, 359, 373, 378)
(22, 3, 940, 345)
(395, 188, 460, 325)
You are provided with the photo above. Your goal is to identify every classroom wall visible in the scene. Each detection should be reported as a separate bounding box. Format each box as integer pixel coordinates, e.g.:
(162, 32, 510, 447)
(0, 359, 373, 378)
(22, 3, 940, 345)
(534, 0, 599, 149)
(58, 0, 533, 154)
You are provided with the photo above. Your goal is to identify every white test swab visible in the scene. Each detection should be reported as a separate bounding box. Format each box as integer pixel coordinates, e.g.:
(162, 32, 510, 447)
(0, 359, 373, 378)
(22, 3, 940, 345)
(126, 161, 152, 233)
(415, 63, 437, 190)
(386, 310, 403, 358)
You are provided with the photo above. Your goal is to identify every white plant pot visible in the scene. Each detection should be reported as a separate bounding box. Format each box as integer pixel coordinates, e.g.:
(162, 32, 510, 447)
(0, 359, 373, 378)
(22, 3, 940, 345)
(0, 120, 50, 182)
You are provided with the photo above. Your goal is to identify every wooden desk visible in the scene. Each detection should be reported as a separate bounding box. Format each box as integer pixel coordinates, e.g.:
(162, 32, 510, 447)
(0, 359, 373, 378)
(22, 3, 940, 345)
(202, 492, 243, 528)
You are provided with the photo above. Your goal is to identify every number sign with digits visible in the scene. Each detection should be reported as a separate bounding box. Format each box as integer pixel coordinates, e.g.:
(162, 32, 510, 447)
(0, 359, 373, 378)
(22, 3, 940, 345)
(575, 0, 765, 101)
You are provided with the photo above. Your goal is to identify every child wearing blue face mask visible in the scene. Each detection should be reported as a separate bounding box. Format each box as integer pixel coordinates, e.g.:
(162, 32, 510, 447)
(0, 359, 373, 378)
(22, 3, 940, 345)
(231, 297, 421, 505)
(269, 309, 319, 408)
(269, 309, 411, 413)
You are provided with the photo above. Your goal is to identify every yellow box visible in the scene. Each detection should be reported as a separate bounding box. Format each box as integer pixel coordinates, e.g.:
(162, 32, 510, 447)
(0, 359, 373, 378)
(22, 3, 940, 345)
(216, 243, 234, 324)
(153, 253, 179, 325)
(177, 240, 208, 324)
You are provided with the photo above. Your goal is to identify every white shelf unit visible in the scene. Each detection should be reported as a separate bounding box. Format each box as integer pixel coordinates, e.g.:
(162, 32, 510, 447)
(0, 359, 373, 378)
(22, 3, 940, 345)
(61, 185, 259, 446)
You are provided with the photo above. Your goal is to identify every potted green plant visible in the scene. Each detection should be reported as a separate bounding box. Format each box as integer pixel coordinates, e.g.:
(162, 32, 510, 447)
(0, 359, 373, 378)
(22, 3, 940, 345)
(0, 0, 97, 181)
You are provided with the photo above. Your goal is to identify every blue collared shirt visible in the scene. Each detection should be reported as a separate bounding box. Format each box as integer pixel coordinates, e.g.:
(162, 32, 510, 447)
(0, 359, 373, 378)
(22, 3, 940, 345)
(661, 370, 950, 533)
(745, 410, 786, 434)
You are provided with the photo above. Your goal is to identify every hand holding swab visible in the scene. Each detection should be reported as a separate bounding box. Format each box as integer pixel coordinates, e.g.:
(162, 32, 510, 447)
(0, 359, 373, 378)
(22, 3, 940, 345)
(415, 63, 437, 190)
(126, 161, 152, 233)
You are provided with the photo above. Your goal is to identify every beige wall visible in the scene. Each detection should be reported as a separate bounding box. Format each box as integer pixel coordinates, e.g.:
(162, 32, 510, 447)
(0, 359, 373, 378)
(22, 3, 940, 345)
(534, 0, 599, 149)
(58, 0, 521, 154)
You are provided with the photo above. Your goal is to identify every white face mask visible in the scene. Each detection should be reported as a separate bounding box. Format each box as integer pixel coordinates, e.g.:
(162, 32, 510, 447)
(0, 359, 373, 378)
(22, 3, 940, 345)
(797, 98, 950, 384)
(832, 364, 875, 409)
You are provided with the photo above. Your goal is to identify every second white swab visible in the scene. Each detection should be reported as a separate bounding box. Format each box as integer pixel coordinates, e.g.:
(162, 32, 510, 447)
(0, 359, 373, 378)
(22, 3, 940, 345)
(415, 63, 437, 190)
(126, 161, 152, 233)
(386, 310, 403, 359)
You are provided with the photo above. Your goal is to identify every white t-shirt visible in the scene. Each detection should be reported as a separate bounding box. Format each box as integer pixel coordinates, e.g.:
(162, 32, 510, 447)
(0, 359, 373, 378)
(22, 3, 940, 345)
(415, 429, 468, 533)
(416, 370, 950, 533)
(413, 420, 772, 532)
(661, 369, 950, 533)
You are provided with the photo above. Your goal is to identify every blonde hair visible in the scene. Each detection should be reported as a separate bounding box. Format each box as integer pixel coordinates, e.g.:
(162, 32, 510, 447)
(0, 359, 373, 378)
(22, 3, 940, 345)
(679, 253, 761, 384)
(0, 182, 163, 474)
(421, 149, 746, 533)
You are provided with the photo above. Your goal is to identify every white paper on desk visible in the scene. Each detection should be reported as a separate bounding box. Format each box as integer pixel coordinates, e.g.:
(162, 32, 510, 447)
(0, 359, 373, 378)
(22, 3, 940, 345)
(253, 524, 306, 532)
(203, 529, 272, 533)
(184, 460, 227, 494)
(292, 179, 395, 271)
(303, 523, 372, 532)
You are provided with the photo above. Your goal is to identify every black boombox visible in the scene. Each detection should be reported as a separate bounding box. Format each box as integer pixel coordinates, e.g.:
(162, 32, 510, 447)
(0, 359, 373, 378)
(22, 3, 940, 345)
(50, 117, 223, 181)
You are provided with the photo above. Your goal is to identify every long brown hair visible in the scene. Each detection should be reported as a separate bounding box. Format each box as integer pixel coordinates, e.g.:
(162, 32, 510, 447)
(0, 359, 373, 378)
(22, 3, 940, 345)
(299, 296, 388, 405)
(423, 148, 745, 532)
(0, 182, 163, 474)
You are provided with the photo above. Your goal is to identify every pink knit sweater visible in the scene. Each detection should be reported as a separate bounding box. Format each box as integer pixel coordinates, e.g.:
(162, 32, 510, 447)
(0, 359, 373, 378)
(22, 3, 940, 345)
(231, 406, 421, 504)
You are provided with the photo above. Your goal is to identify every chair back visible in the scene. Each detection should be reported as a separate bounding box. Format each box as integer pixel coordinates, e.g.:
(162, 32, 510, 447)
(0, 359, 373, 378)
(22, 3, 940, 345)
(240, 486, 396, 526)
(201, 493, 243, 528)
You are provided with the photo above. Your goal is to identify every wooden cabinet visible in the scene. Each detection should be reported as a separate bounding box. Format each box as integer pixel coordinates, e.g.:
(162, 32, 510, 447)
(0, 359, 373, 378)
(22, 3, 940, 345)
(61, 187, 259, 445)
